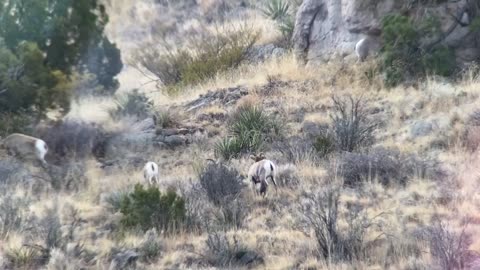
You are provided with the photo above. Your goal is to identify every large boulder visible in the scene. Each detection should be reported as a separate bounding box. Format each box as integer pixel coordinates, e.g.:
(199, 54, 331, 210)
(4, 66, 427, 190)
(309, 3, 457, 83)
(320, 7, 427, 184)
(292, 0, 479, 65)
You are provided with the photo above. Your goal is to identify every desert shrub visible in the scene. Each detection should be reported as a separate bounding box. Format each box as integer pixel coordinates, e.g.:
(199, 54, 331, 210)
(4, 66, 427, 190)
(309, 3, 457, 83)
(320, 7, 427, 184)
(36, 120, 105, 161)
(214, 198, 247, 230)
(338, 147, 433, 187)
(205, 231, 264, 267)
(422, 219, 474, 270)
(109, 89, 153, 120)
(381, 14, 456, 87)
(330, 95, 377, 152)
(298, 186, 380, 263)
(183, 183, 216, 232)
(133, 26, 258, 91)
(44, 160, 88, 191)
(274, 135, 318, 164)
(313, 133, 335, 158)
(104, 190, 129, 213)
(199, 162, 243, 206)
(120, 184, 186, 233)
(138, 229, 163, 263)
(216, 104, 282, 160)
(198, 162, 247, 229)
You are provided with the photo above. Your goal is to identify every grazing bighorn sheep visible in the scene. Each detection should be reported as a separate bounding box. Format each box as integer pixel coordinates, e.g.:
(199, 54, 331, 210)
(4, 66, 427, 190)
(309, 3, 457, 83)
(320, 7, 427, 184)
(143, 161, 159, 185)
(247, 153, 277, 197)
(1, 133, 48, 166)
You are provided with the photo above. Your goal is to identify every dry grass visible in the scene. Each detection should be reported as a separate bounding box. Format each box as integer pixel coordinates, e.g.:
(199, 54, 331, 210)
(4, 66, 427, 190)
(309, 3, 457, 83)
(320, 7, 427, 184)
(4, 1, 480, 269)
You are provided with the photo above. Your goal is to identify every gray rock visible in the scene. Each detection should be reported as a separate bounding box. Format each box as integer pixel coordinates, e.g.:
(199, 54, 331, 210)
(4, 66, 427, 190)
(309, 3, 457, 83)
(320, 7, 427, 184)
(109, 250, 139, 270)
(301, 121, 328, 137)
(410, 120, 434, 137)
(246, 44, 286, 62)
(185, 86, 248, 111)
(163, 135, 187, 147)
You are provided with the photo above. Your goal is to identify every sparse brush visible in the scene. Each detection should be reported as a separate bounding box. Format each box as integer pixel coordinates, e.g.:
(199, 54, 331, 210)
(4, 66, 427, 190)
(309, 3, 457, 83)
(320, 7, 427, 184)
(214, 199, 247, 230)
(422, 218, 474, 269)
(298, 185, 382, 263)
(205, 231, 263, 267)
(0, 195, 32, 238)
(338, 147, 435, 187)
(109, 89, 153, 120)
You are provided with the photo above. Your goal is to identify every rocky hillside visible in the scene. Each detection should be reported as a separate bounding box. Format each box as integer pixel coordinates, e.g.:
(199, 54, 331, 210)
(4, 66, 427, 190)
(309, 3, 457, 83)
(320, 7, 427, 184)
(2, 0, 480, 269)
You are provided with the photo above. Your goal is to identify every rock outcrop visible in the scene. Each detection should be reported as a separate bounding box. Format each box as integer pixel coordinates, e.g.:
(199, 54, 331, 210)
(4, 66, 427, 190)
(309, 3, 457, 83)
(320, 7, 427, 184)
(293, 0, 480, 65)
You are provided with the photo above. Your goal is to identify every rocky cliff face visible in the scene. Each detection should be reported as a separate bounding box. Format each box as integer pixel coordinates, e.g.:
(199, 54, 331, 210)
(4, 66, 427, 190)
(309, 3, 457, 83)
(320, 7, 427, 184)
(293, 0, 480, 65)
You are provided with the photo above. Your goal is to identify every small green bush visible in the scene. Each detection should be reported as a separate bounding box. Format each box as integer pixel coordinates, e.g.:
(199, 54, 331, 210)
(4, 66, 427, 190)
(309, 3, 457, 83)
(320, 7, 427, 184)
(120, 184, 186, 233)
(109, 89, 153, 120)
(422, 46, 456, 77)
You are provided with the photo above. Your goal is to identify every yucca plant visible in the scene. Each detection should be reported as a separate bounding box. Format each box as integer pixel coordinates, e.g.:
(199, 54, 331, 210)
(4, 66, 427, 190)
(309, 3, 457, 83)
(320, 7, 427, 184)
(261, 0, 291, 21)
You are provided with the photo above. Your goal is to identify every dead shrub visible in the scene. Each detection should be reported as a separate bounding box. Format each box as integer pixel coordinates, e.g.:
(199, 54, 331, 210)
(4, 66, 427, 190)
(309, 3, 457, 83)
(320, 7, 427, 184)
(199, 162, 243, 206)
(36, 120, 107, 162)
(338, 147, 435, 187)
(330, 95, 378, 152)
(297, 185, 382, 263)
(422, 219, 475, 270)
(204, 231, 264, 268)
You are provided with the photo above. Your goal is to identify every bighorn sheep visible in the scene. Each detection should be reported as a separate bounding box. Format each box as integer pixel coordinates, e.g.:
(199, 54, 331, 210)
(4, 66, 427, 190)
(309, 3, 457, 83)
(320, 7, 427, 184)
(247, 153, 277, 197)
(0, 133, 48, 166)
(355, 35, 381, 63)
(355, 38, 369, 62)
(143, 161, 159, 185)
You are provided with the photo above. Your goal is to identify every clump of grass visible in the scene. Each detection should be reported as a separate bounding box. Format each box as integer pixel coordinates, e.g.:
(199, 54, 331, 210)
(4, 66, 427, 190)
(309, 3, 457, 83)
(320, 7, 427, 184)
(153, 109, 178, 129)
